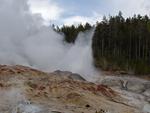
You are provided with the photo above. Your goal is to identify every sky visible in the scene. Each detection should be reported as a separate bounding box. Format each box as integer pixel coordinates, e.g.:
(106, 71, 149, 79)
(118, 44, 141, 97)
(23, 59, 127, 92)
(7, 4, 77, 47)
(28, 0, 150, 26)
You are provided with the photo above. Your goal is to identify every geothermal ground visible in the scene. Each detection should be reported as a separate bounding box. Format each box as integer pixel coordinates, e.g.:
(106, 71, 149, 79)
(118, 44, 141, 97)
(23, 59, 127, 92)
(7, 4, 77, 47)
(0, 65, 149, 113)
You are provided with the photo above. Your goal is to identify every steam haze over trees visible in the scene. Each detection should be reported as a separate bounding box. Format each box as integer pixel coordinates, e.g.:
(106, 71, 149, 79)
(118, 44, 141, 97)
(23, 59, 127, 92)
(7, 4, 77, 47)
(58, 12, 150, 75)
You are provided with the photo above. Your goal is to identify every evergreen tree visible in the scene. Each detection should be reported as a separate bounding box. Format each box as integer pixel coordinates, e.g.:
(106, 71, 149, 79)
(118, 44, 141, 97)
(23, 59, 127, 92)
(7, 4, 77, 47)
(92, 12, 150, 74)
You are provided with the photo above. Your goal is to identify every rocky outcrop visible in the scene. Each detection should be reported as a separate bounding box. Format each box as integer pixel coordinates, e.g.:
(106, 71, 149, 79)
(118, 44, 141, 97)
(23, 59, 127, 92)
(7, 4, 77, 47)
(52, 70, 86, 81)
(99, 75, 150, 112)
(100, 76, 150, 93)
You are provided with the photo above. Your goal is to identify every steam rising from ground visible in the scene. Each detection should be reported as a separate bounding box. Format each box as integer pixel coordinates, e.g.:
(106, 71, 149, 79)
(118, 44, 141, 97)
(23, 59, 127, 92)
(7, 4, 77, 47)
(0, 0, 99, 81)
(0, 85, 41, 113)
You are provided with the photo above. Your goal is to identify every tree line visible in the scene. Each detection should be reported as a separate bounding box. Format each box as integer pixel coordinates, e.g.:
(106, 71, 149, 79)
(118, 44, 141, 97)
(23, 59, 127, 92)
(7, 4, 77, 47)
(54, 23, 92, 43)
(93, 12, 150, 74)
(56, 12, 150, 75)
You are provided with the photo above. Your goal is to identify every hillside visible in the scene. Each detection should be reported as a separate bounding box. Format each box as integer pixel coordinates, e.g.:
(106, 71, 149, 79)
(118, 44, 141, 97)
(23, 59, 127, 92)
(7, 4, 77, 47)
(0, 65, 149, 113)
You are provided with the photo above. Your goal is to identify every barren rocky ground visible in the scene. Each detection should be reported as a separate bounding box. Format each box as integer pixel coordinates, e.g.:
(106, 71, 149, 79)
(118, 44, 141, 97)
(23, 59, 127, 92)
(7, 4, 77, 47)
(0, 65, 149, 113)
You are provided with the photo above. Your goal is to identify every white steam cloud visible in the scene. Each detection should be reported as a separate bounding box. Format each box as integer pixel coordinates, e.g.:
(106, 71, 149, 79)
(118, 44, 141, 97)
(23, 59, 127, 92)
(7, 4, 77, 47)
(0, 0, 99, 81)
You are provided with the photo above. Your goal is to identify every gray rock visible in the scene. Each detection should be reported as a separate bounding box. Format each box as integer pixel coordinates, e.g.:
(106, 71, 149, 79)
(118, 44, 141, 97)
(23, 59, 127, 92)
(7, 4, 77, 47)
(101, 78, 121, 87)
(100, 76, 150, 94)
(53, 70, 86, 81)
(127, 81, 146, 93)
(143, 89, 150, 97)
(143, 104, 150, 113)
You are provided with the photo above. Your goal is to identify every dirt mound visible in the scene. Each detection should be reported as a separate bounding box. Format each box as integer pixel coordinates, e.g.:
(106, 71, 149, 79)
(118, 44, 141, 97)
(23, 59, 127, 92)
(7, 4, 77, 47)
(0, 65, 46, 76)
(0, 65, 143, 113)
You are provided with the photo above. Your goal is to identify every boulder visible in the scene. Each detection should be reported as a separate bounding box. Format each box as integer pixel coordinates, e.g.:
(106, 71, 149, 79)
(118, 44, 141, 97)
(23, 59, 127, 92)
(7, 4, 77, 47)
(101, 78, 121, 87)
(143, 104, 150, 113)
(143, 89, 150, 97)
(53, 70, 86, 81)
(127, 81, 146, 93)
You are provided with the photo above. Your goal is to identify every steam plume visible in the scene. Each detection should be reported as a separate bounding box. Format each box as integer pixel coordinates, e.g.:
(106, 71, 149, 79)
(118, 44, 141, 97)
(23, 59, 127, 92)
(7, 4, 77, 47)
(0, 0, 99, 81)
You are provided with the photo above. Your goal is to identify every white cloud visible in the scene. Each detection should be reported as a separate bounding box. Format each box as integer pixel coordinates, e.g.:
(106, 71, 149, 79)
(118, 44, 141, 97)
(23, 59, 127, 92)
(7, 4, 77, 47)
(62, 12, 102, 26)
(27, 0, 150, 25)
(28, 0, 64, 25)
(110, 0, 150, 16)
